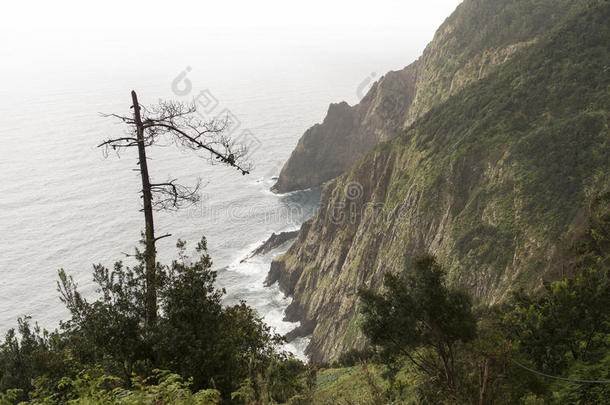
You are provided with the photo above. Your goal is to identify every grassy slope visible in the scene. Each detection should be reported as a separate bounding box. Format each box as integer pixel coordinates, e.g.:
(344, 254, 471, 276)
(312, 365, 386, 405)
(312, 364, 423, 404)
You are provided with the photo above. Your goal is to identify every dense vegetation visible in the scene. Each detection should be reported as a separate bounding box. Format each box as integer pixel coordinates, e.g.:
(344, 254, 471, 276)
(0, 239, 309, 404)
(325, 192, 610, 404)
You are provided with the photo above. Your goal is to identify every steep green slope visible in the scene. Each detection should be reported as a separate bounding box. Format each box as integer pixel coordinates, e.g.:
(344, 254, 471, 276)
(270, 2, 610, 362)
(271, 0, 588, 193)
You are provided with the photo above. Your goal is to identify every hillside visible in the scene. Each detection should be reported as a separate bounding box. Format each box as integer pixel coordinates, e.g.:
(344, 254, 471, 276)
(270, 1, 610, 362)
(271, 0, 588, 193)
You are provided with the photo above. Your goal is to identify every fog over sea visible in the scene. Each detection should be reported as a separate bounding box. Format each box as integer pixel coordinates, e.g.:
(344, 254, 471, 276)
(0, 23, 445, 357)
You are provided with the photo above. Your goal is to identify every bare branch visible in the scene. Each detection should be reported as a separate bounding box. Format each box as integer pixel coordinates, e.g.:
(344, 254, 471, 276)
(97, 137, 138, 148)
(149, 178, 202, 210)
(145, 122, 250, 175)
(100, 94, 252, 216)
(100, 112, 136, 124)
(154, 233, 172, 242)
(101, 98, 252, 173)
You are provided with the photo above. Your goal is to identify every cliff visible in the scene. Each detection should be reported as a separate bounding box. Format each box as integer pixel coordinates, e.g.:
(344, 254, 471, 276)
(271, 0, 587, 194)
(272, 1, 610, 362)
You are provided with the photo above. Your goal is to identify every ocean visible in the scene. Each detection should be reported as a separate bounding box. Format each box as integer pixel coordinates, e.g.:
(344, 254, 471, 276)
(0, 40, 414, 358)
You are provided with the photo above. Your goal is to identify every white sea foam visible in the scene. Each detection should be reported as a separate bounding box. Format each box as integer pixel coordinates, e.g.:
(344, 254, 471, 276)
(221, 225, 310, 359)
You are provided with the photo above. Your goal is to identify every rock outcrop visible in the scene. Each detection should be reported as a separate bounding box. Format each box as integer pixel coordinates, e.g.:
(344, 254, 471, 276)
(241, 231, 299, 263)
(271, 64, 418, 193)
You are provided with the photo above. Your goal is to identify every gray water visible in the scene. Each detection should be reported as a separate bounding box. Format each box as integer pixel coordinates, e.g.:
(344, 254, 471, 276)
(0, 43, 415, 357)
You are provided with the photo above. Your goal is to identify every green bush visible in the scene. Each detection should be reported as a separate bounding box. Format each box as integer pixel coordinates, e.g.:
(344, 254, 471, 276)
(0, 238, 304, 404)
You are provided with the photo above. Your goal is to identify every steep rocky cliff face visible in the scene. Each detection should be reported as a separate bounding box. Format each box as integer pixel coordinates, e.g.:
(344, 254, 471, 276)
(271, 2, 610, 362)
(271, 64, 418, 193)
(272, 0, 587, 193)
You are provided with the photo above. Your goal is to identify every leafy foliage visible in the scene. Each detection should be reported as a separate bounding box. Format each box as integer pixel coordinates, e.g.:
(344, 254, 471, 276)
(0, 238, 304, 404)
(27, 368, 221, 404)
(355, 192, 610, 404)
(0, 318, 73, 401)
(359, 254, 477, 397)
(505, 269, 609, 375)
(502, 193, 610, 403)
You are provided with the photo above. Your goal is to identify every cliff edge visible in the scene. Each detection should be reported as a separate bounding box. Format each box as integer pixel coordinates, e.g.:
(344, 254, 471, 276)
(271, 0, 584, 194)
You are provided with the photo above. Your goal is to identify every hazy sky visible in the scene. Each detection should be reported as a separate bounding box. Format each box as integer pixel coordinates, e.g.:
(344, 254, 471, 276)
(1, 0, 463, 79)
(2, 0, 463, 31)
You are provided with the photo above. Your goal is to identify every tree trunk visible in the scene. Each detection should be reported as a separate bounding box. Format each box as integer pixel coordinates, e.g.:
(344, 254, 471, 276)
(479, 358, 490, 405)
(131, 90, 157, 328)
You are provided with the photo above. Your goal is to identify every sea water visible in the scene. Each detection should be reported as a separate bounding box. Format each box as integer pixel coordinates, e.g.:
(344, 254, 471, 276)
(0, 41, 413, 358)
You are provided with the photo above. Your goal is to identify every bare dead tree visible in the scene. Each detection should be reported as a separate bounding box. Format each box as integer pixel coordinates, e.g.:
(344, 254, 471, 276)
(99, 90, 251, 329)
